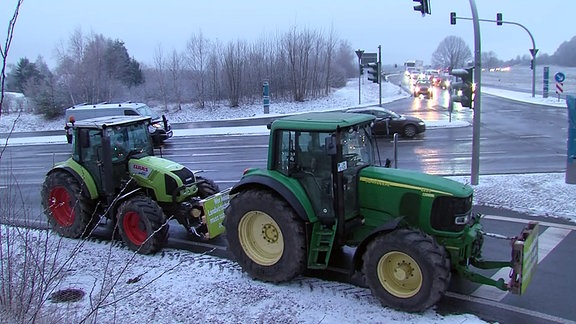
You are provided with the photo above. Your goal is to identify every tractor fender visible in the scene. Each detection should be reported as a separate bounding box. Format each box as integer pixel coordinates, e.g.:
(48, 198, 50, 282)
(48, 160, 99, 200)
(230, 174, 315, 222)
(352, 217, 404, 271)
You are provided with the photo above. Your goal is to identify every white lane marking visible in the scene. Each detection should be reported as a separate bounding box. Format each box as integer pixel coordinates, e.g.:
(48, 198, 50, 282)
(484, 215, 576, 231)
(471, 227, 572, 301)
(445, 291, 576, 324)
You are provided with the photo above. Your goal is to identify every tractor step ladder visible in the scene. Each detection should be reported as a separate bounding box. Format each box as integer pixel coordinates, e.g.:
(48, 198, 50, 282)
(307, 223, 336, 269)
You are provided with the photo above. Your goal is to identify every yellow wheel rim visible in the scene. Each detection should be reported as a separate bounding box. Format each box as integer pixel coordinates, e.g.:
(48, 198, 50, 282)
(377, 251, 423, 298)
(238, 211, 284, 266)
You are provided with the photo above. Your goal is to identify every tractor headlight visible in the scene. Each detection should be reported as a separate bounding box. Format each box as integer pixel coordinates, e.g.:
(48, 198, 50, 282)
(454, 213, 471, 225)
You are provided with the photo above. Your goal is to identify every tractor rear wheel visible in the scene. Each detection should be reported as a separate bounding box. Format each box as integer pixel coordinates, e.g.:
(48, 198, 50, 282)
(117, 196, 168, 254)
(196, 176, 220, 198)
(41, 171, 98, 238)
(362, 228, 451, 312)
(224, 189, 306, 282)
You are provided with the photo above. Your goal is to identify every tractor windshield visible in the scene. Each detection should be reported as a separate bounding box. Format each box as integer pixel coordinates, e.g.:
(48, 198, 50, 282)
(109, 122, 154, 161)
(341, 125, 375, 167)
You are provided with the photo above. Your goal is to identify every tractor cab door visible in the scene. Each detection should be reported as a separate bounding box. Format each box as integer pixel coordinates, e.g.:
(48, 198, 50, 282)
(275, 130, 335, 224)
(76, 128, 105, 192)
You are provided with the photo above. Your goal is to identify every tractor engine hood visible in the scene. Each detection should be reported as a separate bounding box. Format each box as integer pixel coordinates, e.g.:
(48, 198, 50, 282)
(359, 166, 473, 198)
(128, 156, 197, 202)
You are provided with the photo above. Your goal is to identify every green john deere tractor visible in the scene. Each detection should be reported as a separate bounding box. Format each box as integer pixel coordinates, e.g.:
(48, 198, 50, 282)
(224, 112, 538, 312)
(41, 116, 219, 254)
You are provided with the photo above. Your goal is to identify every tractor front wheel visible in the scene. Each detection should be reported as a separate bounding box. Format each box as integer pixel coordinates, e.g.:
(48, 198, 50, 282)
(224, 189, 306, 282)
(117, 196, 168, 254)
(41, 171, 98, 238)
(196, 176, 220, 198)
(362, 229, 451, 312)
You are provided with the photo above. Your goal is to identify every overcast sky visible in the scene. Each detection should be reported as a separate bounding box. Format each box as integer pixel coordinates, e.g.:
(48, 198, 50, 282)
(1, 0, 574, 69)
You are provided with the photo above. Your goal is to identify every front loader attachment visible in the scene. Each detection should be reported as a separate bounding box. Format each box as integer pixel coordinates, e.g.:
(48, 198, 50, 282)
(200, 188, 232, 239)
(459, 221, 539, 294)
(509, 222, 539, 294)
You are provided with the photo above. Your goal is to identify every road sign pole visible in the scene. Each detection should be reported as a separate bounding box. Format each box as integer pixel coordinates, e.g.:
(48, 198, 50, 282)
(355, 50, 364, 105)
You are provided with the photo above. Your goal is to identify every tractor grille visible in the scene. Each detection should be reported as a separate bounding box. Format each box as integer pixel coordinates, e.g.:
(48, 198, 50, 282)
(430, 195, 473, 232)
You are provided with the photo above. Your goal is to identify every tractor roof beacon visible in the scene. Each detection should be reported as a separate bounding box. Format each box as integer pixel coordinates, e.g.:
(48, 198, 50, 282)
(224, 112, 539, 312)
(41, 116, 220, 255)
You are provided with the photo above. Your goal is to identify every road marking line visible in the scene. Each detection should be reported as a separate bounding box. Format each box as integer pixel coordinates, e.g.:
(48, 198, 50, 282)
(484, 214, 576, 231)
(445, 291, 576, 324)
(471, 227, 571, 301)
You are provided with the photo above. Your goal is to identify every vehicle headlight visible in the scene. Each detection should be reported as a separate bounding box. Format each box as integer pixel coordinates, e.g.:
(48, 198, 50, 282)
(148, 125, 156, 133)
(418, 121, 425, 125)
(457, 89, 463, 96)
(454, 213, 471, 225)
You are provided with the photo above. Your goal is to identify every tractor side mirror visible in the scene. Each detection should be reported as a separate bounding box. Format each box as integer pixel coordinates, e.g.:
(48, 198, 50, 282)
(324, 135, 337, 156)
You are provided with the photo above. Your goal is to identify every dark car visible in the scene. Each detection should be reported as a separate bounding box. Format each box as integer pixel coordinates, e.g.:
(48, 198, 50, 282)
(346, 107, 426, 138)
(413, 79, 433, 98)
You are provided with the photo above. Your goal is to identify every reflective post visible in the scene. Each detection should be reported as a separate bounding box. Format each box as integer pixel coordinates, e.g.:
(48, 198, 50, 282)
(263, 80, 270, 114)
(566, 95, 576, 184)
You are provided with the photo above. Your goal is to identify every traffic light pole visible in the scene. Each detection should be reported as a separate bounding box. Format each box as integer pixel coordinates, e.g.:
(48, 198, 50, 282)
(469, 0, 481, 185)
(454, 16, 537, 98)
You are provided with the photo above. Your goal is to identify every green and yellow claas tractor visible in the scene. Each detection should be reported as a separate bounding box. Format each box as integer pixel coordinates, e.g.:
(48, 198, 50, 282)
(42, 116, 220, 254)
(224, 112, 538, 312)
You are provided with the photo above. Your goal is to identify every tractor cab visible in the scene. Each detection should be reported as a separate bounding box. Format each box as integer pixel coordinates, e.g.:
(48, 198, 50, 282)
(268, 112, 376, 233)
(69, 116, 155, 196)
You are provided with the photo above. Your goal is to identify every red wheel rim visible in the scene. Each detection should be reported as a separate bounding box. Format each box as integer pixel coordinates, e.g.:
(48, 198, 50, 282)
(48, 187, 74, 226)
(123, 211, 147, 245)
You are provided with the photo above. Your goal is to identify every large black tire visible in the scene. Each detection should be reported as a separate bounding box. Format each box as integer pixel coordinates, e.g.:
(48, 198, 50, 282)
(116, 196, 169, 254)
(224, 189, 306, 282)
(41, 171, 98, 238)
(362, 229, 451, 312)
(196, 176, 220, 198)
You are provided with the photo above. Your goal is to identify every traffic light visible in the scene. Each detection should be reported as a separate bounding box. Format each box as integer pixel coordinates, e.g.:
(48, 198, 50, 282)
(413, 0, 431, 15)
(530, 59, 534, 70)
(450, 12, 456, 25)
(367, 63, 380, 84)
(449, 67, 475, 108)
(496, 13, 503, 26)
(360, 64, 364, 75)
(460, 67, 475, 108)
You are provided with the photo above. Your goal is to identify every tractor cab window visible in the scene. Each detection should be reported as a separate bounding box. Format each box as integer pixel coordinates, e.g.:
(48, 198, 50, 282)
(76, 129, 103, 163)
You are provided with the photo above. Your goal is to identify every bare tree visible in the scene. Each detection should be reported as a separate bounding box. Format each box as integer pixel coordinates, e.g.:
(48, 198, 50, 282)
(482, 51, 502, 69)
(185, 30, 211, 108)
(0, 0, 24, 119)
(168, 50, 184, 110)
(431, 35, 472, 70)
(284, 26, 314, 102)
(222, 40, 247, 107)
(153, 45, 169, 112)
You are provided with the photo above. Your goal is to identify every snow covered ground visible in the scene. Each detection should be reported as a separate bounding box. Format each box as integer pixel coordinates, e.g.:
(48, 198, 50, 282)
(1, 77, 574, 323)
